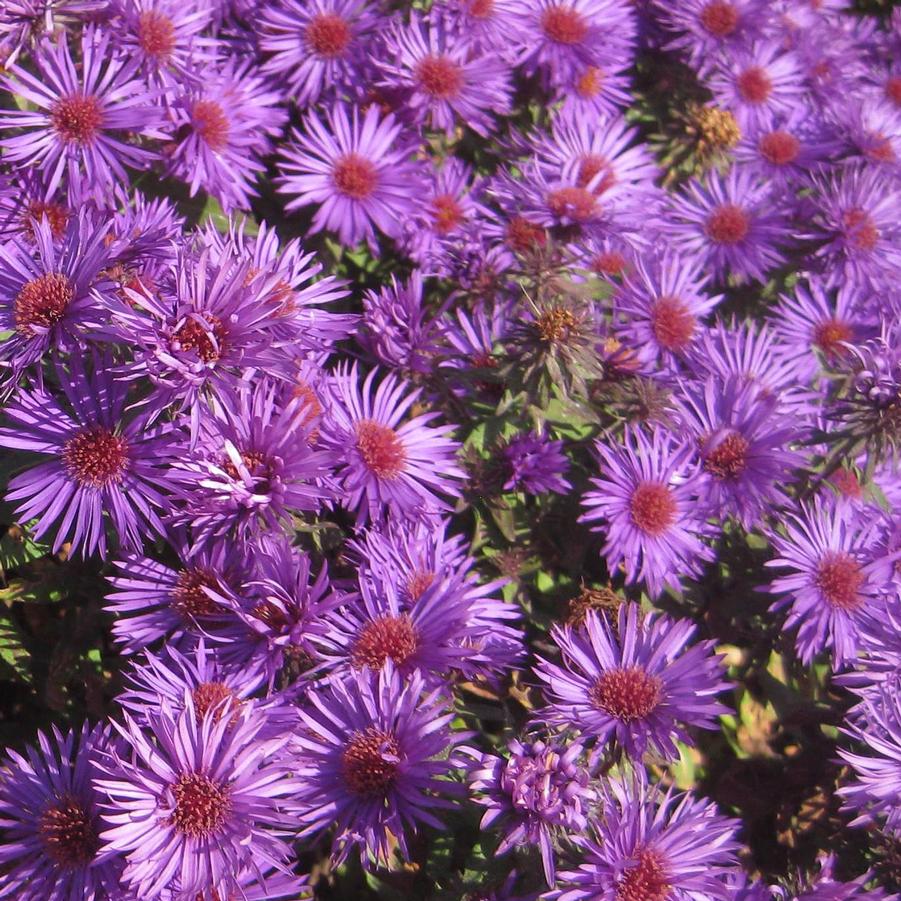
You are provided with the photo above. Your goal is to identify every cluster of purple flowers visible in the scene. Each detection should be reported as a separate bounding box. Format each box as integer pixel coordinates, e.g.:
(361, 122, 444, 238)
(0, 0, 898, 898)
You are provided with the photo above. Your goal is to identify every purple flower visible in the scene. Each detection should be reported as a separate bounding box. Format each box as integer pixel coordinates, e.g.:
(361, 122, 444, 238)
(0, 724, 122, 901)
(441, 0, 528, 58)
(550, 775, 740, 901)
(320, 363, 464, 527)
(377, 12, 512, 137)
(288, 665, 465, 866)
(276, 102, 424, 249)
(500, 432, 571, 495)
(0, 357, 177, 558)
(534, 605, 729, 760)
(580, 427, 716, 598)
(0, 27, 164, 194)
(791, 855, 891, 901)
(666, 168, 791, 284)
(466, 737, 592, 885)
(96, 702, 297, 900)
(258, 0, 378, 107)
(766, 501, 895, 668)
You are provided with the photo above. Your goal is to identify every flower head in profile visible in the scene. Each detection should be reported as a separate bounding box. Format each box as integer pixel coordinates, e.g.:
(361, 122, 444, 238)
(534, 605, 729, 760)
(288, 665, 464, 866)
(0, 723, 122, 901)
(499, 432, 571, 495)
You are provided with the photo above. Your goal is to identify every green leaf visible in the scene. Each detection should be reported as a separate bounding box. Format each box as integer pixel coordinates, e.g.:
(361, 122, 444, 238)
(0, 608, 31, 684)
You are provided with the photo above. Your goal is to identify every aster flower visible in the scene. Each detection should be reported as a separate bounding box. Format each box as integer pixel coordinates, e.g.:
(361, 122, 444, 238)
(550, 775, 740, 901)
(672, 375, 802, 528)
(320, 363, 464, 527)
(164, 59, 286, 213)
(580, 427, 716, 598)
(0, 723, 122, 901)
(96, 702, 297, 901)
(554, 59, 633, 123)
(766, 500, 895, 668)
(0, 356, 178, 558)
(840, 99, 901, 171)
(666, 168, 791, 284)
(534, 605, 729, 760)
(0, 27, 164, 194)
(466, 737, 592, 885)
(288, 665, 464, 866)
(439, 299, 511, 396)
(258, 0, 378, 107)
(0, 0, 107, 66)
(499, 432, 571, 495)
(0, 169, 74, 244)
(277, 102, 423, 250)
(377, 13, 512, 138)
(792, 855, 890, 901)
(441, 0, 528, 58)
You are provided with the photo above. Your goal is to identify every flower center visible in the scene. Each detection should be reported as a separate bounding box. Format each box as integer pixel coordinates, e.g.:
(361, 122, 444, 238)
(51, 94, 103, 143)
(407, 569, 435, 602)
(629, 482, 676, 536)
(333, 153, 378, 200)
(590, 667, 663, 722)
(24, 200, 70, 240)
(14, 272, 74, 337)
(355, 419, 407, 478)
(575, 66, 603, 98)
(506, 216, 546, 252)
(222, 449, 270, 485)
(706, 204, 749, 244)
(829, 467, 862, 499)
(737, 65, 772, 104)
(815, 552, 865, 610)
(62, 427, 130, 488)
(170, 772, 231, 838)
(306, 12, 351, 57)
(341, 727, 401, 796)
(547, 186, 597, 222)
(536, 307, 577, 343)
(813, 317, 853, 359)
(415, 55, 464, 99)
(39, 795, 99, 868)
(192, 681, 241, 726)
(703, 432, 749, 479)
(350, 614, 419, 669)
(192, 99, 229, 152)
(699, 0, 739, 37)
(842, 208, 879, 252)
(171, 567, 220, 619)
(540, 4, 588, 44)
(137, 10, 177, 59)
(759, 130, 800, 165)
(592, 250, 627, 277)
(650, 296, 695, 352)
(469, 0, 495, 16)
(577, 154, 616, 194)
(431, 194, 464, 234)
(865, 133, 895, 163)
(886, 75, 901, 108)
(616, 849, 672, 901)
(173, 313, 227, 362)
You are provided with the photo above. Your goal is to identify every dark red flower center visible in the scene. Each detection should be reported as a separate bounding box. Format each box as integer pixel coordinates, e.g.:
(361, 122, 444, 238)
(39, 795, 99, 868)
(813, 317, 853, 359)
(431, 194, 464, 234)
(415, 55, 464, 99)
(306, 12, 351, 57)
(173, 313, 227, 362)
(616, 848, 671, 901)
(333, 153, 378, 200)
(407, 569, 436, 602)
(137, 10, 177, 59)
(815, 552, 865, 610)
(506, 216, 547, 252)
(737, 66, 772, 104)
(222, 450, 271, 486)
(577, 154, 616, 194)
(341, 727, 401, 796)
(355, 419, 407, 478)
(706, 204, 749, 244)
(699, 1, 739, 37)
(468, 0, 494, 17)
(842, 208, 879, 252)
(51, 94, 103, 144)
(170, 772, 231, 837)
(592, 250, 627, 277)
(62, 427, 130, 488)
(886, 75, 901, 108)
(759, 130, 800, 165)
(547, 186, 597, 222)
(575, 66, 603, 98)
(650, 296, 695, 352)
(865, 133, 896, 164)
(590, 667, 663, 722)
(171, 567, 220, 620)
(24, 200, 70, 241)
(351, 614, 419, 669)
(629, 482, 676, 536)
(541, 4, 588, 44)
(192, 99, 230, 152)
(704, 432, 749, 480)
(14, 272, 74, 337)
(192, 681, 241, 726)
(829, 467, 862, 500)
